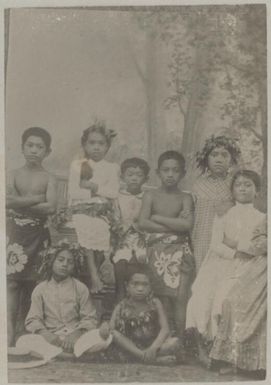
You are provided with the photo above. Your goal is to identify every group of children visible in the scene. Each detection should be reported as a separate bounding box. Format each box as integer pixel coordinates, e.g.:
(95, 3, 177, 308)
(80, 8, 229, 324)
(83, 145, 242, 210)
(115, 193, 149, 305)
(6, 124, 267, 374)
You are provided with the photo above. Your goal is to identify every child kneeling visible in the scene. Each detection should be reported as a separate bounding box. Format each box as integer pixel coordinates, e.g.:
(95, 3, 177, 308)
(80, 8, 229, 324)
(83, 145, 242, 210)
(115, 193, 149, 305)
(107, 267, 179, 364)
(23, 241, 110, 358)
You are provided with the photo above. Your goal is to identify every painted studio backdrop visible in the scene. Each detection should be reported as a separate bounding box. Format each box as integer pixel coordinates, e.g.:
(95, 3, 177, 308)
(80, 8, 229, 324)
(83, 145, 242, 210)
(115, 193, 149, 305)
(5, 5, 267, 201)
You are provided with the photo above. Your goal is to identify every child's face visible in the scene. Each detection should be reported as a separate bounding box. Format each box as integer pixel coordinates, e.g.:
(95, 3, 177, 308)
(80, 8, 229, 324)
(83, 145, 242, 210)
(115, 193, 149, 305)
(83, 132, 108, 161)
(52, 250, 75, 281)
(157, 159, 184, 188)
(232, 175, 257, 204)
(127, 273, 151, 300)
(207, 146, 232, 176)
(122, 167, 146, 194)
(22, 136, 49, 165)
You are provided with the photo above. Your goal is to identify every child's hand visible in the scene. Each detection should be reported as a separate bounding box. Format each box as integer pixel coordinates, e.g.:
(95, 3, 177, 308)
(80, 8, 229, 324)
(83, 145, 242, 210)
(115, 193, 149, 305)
(39, 330, 62, 347)
(61, 330, 83, 353)
(99, 322, 111, 340)
(143, 346, 158, 363)
(223, 235, 238, 249)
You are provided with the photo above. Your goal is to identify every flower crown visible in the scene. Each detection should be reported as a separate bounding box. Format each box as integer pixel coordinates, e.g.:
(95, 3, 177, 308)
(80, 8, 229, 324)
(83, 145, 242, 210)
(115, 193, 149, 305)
(38, 239, 85, 279)
(196, 135, 241, 172)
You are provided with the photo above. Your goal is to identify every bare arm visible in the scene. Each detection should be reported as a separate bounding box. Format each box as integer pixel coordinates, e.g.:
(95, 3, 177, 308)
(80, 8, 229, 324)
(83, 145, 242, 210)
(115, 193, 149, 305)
(27, 175, 57, 215)
(151, 193, 194, 232)
(149, 298, 170, 350)
(138, 192, 171, 233)
(6, 171, 45, 209)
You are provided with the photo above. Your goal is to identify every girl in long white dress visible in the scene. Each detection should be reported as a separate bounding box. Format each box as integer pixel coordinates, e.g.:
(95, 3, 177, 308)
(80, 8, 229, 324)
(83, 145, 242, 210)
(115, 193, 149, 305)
(186, 169, 265, 365)
(68, 122, 120, 293)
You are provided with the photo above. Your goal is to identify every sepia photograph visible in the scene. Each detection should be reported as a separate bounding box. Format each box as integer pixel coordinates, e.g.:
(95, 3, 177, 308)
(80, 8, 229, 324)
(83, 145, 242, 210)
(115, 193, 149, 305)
(2, 1, 268, 383)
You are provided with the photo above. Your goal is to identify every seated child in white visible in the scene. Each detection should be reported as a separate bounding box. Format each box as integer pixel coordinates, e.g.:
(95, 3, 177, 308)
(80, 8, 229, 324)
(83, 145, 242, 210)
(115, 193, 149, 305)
(24, 241, 110, 358)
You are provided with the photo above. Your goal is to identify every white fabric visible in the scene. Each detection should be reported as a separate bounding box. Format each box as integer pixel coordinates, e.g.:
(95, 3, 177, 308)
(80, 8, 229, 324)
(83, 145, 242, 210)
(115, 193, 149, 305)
(68, 158, 120, 205)
(72, 214, 110, 251)
(186, 203, 265, 340)
(74, 329, 112, 358)
(16, 335, 63, 361)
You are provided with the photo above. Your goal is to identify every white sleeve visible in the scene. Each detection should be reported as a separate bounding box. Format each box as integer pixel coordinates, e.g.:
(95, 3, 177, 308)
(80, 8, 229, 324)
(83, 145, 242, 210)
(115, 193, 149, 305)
(210, 215, 236, 260)
(96, 164, 120, 199)
(67, 160, 90, 205)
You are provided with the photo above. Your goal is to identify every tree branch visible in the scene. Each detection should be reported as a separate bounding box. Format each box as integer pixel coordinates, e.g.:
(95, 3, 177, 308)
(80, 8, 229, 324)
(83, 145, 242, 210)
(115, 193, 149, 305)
(246, 127, 263, 141)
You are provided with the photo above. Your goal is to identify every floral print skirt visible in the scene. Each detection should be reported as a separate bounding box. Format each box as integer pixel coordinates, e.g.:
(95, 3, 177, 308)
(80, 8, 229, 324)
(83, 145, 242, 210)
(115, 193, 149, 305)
(6, 210, 50, 281)
(147, 233, 195, 298)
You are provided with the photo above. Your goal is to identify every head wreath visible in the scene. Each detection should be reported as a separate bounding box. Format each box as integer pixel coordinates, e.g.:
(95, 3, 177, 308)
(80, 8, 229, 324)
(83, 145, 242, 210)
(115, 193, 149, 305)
(196, 135, 241, 173)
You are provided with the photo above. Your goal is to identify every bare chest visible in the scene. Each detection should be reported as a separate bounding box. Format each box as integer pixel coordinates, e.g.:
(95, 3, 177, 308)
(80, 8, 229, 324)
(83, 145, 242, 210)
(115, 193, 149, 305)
(15, 170, 49, 195)
(152, 192, 183, 217)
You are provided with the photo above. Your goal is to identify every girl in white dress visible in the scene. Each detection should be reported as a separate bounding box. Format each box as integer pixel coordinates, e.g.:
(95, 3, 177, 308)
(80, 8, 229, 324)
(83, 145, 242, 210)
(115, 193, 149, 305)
(68, 122, 120, 293)
(186, 169, 265, 366)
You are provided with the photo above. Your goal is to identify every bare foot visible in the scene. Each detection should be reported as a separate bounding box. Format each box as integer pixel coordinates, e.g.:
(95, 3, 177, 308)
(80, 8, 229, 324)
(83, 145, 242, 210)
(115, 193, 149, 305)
(156, 355, 177, 366)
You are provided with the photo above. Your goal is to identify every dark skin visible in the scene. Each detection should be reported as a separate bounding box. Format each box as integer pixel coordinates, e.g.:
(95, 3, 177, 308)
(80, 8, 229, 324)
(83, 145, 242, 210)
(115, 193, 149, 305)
(138, 158, 194, 339)
(108, 274, 177, 363)
(6, 136, 57, 216)
(6, 135, 56, 347)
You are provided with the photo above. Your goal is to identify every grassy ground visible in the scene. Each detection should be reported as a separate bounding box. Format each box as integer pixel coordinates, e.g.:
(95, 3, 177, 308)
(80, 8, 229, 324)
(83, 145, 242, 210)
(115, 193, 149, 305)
(8, 358, 260, 383)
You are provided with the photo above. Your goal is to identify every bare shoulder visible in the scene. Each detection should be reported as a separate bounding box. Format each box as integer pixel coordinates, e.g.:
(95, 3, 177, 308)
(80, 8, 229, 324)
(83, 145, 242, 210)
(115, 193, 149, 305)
(152, 297, 163, 308)
(181, 191, 193, 203)
(143, 189, 155, 201)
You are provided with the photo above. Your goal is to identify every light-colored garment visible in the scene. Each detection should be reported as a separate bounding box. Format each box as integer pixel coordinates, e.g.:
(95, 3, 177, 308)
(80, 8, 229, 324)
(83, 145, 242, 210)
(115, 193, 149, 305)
(117, 190, 144, 231)
(68, 158, 120, 204)
(210, 217, 267, 371)
(186, 203, 265, 341)
(192, 174, 233, 272)
(113, 190, 146, 263)
(211, 209, 266, 335)
(25, 277, 97, 334)
(16, 329, 112, 360)
(67, 158, 120, 251)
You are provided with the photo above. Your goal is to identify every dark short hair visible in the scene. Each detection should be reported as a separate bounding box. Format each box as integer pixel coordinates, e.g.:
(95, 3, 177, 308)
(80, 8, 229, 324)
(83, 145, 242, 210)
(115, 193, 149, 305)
(231, 169, 261, 192)
(158, 150, 186, 171)
(22, 127, 51, 150)
(126, 264, 151, 285)
(121, 157, 150, 177)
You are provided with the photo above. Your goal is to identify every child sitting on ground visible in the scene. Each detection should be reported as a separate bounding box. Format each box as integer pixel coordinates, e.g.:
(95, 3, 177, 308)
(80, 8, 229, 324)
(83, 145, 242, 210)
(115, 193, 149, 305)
(108, 267, 179, 364)
(113, 157, 150, 302)
(24, 240, 110, 357)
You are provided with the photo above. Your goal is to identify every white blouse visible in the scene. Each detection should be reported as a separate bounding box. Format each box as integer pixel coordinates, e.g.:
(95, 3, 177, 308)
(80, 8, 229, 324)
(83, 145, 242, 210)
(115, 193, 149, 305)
(68, 158, 120, 205)
(209, 202, 265, 260)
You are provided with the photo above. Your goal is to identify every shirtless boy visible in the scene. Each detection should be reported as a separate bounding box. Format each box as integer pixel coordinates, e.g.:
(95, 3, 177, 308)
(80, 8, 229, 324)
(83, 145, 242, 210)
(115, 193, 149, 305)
(6, 127, 57, 346)
(139, 151, 195, 348)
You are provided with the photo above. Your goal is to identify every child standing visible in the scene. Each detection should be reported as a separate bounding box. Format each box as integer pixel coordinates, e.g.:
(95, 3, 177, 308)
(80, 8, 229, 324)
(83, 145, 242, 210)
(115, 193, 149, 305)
(68, 122, 120, 293)
(192, 135, 241, 272)
(24, 240, 110, 356)
(6, 127, 57, 346)
(109, 268, 179, 364)
(186, 170, 265, 367)
(139, 151, 195, 343)
(113, 157, 150, 302)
